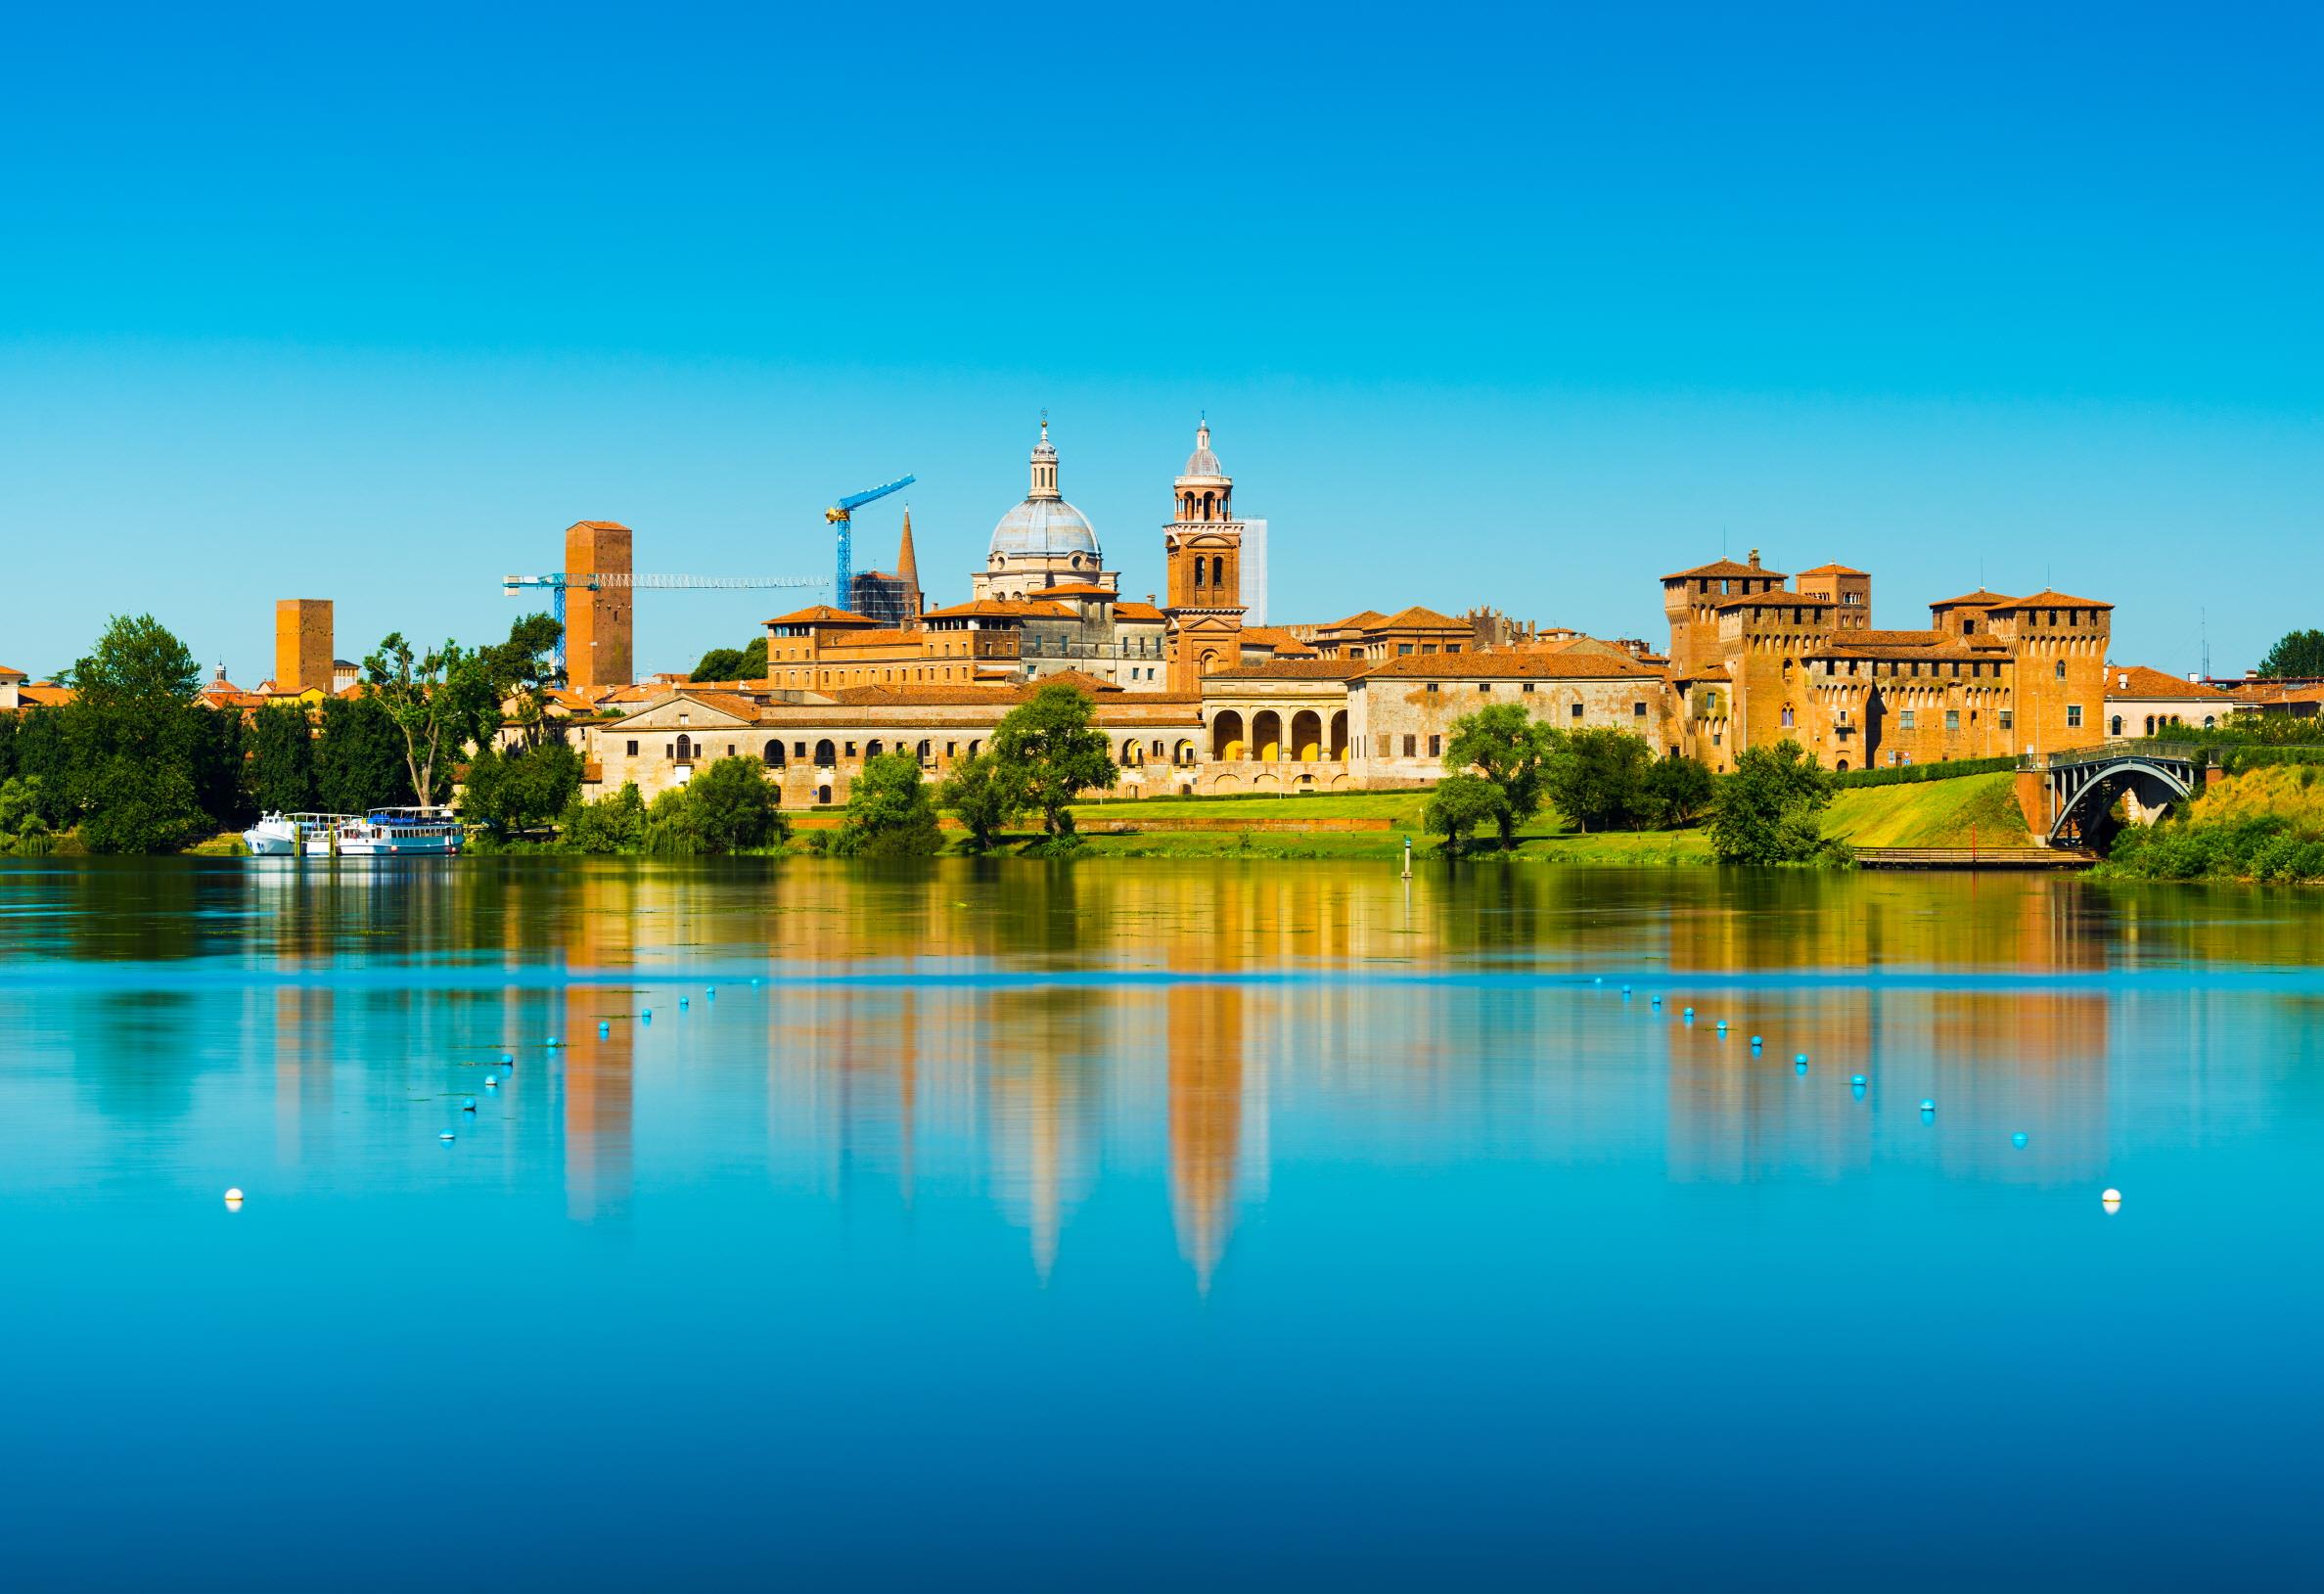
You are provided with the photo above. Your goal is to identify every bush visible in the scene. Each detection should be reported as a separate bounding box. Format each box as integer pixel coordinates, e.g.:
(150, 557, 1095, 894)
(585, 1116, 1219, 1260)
(1828, 756, 2018, 789)
(1542, 727, 1660, 833)
(560, 783, 647, 853)
(461, 739, 583, 834)
(640, 758, 789, 855)
(937, 752, 1017, 851)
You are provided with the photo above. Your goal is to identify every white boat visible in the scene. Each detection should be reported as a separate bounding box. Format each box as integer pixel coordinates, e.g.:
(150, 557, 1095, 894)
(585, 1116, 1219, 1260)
(331, 807, 465, 856)
(243, 808, 464, 857)
(243, 811, 354, 856)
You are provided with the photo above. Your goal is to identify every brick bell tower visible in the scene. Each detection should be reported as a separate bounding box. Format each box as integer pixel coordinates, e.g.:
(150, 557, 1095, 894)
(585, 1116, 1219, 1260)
(1163, 419, 1246, 692)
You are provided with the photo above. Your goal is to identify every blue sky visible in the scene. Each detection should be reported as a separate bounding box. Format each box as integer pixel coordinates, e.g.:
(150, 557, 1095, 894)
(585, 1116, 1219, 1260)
(3, 2, 2317, 682)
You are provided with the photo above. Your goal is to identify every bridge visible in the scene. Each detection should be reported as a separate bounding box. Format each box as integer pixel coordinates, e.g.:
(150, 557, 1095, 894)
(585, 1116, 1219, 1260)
(2019, 741, 2210, 846)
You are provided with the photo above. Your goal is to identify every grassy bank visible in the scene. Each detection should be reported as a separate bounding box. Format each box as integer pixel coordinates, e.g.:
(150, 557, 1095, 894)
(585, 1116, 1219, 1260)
(1821, 772, 2031, 848)
(2099, 765, 2324, 882)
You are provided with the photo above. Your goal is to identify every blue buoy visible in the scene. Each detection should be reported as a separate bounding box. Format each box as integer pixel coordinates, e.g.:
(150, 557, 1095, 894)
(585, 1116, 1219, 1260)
(1920, 1099, 1936, 1115)
(1593, 976, 1603, 985)
(2012, 1132, 2028, 1148)
(1750, 1035, 1762, 1047)
(1850, 1073, 1867, 1087)
(1795, 1053, 1808, 1066)
(680, 997, 689, 1011)
(546, 1037, 560, 1049)
(462, 1097, 476, 1112)
(750, 977, 761, 986)
(1650, 995, 1662, 1008)
(1850, 1079, 1867, 1098)
(598, 1021, 610, 1035)
(1795, 1059, 1807, 1074)
(706, 987, 715, 1000)
(500, 1053, 514, 1065)
(439, 1132, 456, 1142)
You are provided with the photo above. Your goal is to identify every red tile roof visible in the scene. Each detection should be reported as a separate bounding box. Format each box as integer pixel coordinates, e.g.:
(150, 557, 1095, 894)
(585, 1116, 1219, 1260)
(921, 598, 1074, 620)
(1664, 558, 1784, 580)
(1112, 602, 1167, 622)
(1026, 582, 1120, 599)
(766, 604, 879, 626)
(1929, 589, 2012, 609)
(1376, 605, 1470, 631)
(1208, 659, 1377, 681)
(1796, 563, 1869, 577)
(1998, 589, 2115, 611)
(2105, 664, 2234, 702)
(1364, 649, 1660, 680)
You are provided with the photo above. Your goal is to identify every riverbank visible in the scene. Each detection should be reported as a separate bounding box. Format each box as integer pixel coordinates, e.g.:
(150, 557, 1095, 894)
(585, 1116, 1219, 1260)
(2098, 764, 2324, 883)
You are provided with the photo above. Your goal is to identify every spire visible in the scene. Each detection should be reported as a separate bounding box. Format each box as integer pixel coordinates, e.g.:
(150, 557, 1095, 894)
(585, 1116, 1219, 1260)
(895, 506, 919, 589)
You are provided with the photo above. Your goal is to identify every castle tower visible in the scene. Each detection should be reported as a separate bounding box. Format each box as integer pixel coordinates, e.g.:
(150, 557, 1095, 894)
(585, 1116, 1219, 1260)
(564, 521, 633, 692)
(273, 598, 334, 695)
(1795, 564, 1871, 630)
(1163, 419, 1247, 692)
(1662, 550, 1787, 678)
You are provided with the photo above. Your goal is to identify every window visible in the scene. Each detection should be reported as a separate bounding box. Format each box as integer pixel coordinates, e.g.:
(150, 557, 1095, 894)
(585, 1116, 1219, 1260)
(727, 744, 736, 757)
(1944, 710, 1959, 732)
(1899, 711, 1916, 731)
(2067, 705, 2083, 729)
(1780, 706, 1795, 727)
(1426, 683, 1439, 695)
(1569, 703, 1583, 719)
(1479, 683, 1490, 693)
(2055, 660, 2067, 680)
(1523, 682, 1536, 694)
(844, 741, 857, 756)
(673, 734, 693, 760)
(626, 739, 639, 755)
(1633, 701, 1647, 717)
(795, 742, 807, 758)
(2111, 715, 2123, 736)
(1398, 644, 1414, 656)
(2144, 714, 2156, 736)
(1428, 734, 1442, 757)
(1998, 710, 2013, 731)
(1402, 735, 1417, 757)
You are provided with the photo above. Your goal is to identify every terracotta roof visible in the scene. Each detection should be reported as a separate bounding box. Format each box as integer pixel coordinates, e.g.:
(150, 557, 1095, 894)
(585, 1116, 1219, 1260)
(1997, 589, 2115, 611)
(1796, 563, 1869, 577)
(1714, 592, 1839, 611)
(2105, 664, 2234, 702)
(1851, 628, 1947, 648)
(1031, 669, 1124, 695)
(921, 598, 1074, 620)
(1376, 605, 1470, 631)
(820, 684, 1030, 707)
(2221, 681, 2324, 704)
(1364, 649, 1659, 680)
(568, 520, 632, 532)
(1207, 659, 1377, 681)
(766, 604, 878, 626)
(1317, 610, 1389, 632)
(1112, 602, 1167, 622)
(1664, 558, 1784, 581)
(0, 665, 26, 683)
(1237, 626, 1321, 658)
(18, 685, 74, 706)
(1928, 589, 2011, 609)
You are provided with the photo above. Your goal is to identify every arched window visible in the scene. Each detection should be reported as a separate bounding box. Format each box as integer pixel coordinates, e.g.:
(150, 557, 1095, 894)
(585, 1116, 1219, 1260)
(814, 739, 837, 766)
(673, 734, 693, 761)
(1210, 555, 1224, 587)
(762, 740, 786, 767)
(1193, 557, 1205, 590)
(2110, 715, 2123, 736)
(2144, 715, 2157, 737)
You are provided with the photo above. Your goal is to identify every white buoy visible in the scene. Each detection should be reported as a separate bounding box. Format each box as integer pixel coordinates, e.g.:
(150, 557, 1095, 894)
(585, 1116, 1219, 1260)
(484, 1076, 498, 1088)
(439, 1132, 456, 1142)
(223, 1187, 245, 1207)
(2102, 1187, 2122, 1208)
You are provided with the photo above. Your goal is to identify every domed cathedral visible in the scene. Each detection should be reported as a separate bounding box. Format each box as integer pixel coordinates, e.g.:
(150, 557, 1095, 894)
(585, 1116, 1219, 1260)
(1163, 419, 1248, 693)
(974, 416, 1117, 600)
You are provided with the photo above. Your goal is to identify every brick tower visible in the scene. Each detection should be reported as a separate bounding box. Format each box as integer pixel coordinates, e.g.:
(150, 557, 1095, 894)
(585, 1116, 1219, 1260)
(563, 521, 633, 692)
(1163, 420, 1246, 692)
(274, 599, 334, 694)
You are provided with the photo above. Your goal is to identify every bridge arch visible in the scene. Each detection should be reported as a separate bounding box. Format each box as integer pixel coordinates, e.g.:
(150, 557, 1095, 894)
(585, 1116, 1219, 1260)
(2045, 754, 2199, 846)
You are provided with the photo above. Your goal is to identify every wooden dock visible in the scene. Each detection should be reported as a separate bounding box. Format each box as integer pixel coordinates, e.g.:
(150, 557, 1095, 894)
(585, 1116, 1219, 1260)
(1854, 846, 2098, 871)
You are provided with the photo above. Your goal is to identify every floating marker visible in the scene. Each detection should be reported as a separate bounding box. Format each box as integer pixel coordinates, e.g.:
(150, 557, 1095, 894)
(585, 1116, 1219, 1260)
(598, 1021, 610, 1035)
(2101, 1187, 2122, 1208)
(501, 1053, 515, 1065)
(1796, 1059, 1808, 1074)
(439, 1132, 456, 1142)
(1795, 1053, 1808, 1066)
(1715, 1020, 1727, 1032)
(1650, 995, 1662, 1008)
(1682, 1007, 1695, 1022)
(680, 997, 689, 1011)
(1850, 1079, 1867, 1098)
(1620, 983, 1631, 995)
(484, 1076, 498, 1089)
(462, 1097, 477, 1112)
(750, 977, 761, 986)
(2012, 1132, 2028, 1149)
(223, 1187, 245, 1207)
(1850, 1073, 1867, 1087)
(706, 987, 715, 1000)
(546, 1037, 561, 1049)
(1593, 976, 1603, 985)
(1750, 1035, 1762, 1048)
(1919, 1099, 1936, 1114)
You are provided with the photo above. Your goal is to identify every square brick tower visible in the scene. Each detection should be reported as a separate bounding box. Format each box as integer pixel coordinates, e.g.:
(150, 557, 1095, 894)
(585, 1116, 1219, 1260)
(274, 599, 334, 694)
(563, 521, 633, 692)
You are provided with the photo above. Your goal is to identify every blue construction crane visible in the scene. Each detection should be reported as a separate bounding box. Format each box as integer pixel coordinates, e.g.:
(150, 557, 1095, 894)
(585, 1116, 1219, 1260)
(825, 475, 915, 609)
(501, 569, 822, 673)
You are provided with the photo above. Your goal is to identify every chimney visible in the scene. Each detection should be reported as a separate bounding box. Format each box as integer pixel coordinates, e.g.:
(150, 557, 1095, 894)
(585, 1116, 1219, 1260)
(1748, 548, 1761, 569)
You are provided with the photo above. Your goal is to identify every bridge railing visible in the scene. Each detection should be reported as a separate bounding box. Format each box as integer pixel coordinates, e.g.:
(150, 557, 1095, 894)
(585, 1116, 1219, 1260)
(2022, 740, 2212, 772)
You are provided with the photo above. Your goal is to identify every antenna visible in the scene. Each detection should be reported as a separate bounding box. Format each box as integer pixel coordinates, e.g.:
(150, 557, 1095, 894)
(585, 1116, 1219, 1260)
(2202, 608, 2210, 680)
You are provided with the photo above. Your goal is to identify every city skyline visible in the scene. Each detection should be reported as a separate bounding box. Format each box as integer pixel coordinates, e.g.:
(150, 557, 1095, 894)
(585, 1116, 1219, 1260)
(5, 5, 2318, 684)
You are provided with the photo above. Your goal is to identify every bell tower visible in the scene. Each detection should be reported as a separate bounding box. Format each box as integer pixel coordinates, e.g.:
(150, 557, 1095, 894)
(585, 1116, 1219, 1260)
(1163, 419, 1246, 692)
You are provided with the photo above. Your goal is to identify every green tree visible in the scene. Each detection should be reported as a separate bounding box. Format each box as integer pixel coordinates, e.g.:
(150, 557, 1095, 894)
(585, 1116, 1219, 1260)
(1709, 739, 1838, 864)
(641, 756, 788, 855)
(2256, 629, 2324, 680)
(479, 613, 567, 747)
(1424, 773, 1507, 856)
(690, 637, 767, 682)
(937, 753, 1015, 851)
(9, 709, 75, 829)
(460, 739, 584, 833)
(247, 702, 319, 814)
(988, 684, 1116, 838)
(835, 751, 943, 857)
(561, 783, 648, 853)
(1543, 727, 1661, 832)
(1644, 751, 1717, 828)
(362, 633, 497, 804)
(62, 615, 215, 851)
(1442, 703, 1561, 848)
(314, 693, 418, 813)
(0, 776, 53, 854)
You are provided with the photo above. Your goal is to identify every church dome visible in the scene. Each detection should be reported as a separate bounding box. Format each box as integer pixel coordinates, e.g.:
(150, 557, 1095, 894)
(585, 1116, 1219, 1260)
(989, 417, 1103, 561)
(990, 496, 1101, 558)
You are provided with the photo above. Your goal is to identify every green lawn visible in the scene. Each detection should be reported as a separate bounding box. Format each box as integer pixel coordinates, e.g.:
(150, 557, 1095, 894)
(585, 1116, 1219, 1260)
(1821, 771, 2032, 847)
(1071, 790, 1431, 824)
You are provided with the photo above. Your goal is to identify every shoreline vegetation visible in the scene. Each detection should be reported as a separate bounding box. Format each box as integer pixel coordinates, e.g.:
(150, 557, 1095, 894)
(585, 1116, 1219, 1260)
(11, 611, 2324, 881)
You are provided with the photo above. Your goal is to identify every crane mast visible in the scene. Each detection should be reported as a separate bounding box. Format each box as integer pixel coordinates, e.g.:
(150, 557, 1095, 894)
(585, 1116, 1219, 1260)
(824, 475, 915, 610)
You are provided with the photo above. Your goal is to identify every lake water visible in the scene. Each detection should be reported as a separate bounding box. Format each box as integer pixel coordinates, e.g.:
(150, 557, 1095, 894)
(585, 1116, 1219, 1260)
(3, 858, 2320, 1589)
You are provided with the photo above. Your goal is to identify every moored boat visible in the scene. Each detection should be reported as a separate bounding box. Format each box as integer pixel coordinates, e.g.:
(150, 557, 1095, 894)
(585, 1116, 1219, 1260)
(242, 808, 464, 857)
(243, 811, 355, 856)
